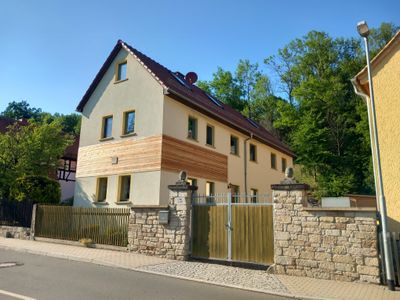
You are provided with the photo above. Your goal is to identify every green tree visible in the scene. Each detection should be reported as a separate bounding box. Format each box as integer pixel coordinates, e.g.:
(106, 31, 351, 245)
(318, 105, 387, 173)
(0, 119, 73, 198)
(1, 100, 42, 120)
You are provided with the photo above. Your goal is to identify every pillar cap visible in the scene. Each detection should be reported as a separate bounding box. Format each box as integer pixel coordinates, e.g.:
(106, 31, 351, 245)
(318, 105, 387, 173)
(168, 180, 198, 192)
(271, 183, 310, 191)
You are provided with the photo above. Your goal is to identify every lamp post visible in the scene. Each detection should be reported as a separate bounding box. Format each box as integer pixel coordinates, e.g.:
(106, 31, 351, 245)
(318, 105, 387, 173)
(357, 20, 395, 291)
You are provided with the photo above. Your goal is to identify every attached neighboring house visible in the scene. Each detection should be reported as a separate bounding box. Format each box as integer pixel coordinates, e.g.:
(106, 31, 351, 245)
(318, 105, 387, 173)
(0, 116, 78, 202)
(74, 40, 294, 208)
(352, 30, 400, 231)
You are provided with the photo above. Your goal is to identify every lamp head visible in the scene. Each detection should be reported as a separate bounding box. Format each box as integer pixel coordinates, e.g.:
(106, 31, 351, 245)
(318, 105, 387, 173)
(357, 21, 370, 38)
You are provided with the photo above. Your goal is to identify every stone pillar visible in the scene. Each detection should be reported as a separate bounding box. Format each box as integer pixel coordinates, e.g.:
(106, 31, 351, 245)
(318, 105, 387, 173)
(30, 204, 37, 240)
(127, 177, 197, 260)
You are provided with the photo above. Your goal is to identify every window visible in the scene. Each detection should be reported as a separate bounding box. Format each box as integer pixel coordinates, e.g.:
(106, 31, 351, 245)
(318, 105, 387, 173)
(96, 177, 108, 202)
(123, 111, 135, 135)
(188, 178, 198, 196)
(231, 185, 240, 203)
(230, 136, 239, 155)
(102, 116, 113, 139)
(116, 61, 127, 81)
(246, 118, 259, 128)
(119, 175, 131, 201)
(249, 144, 257, 162)
(188, 116, 197, 140)
(206, 181, 215, 202)
(271, 153, 277, 169)
(250, 189, 258, 203)
(205, 93, 223, 108)
(187, 178, 197, 187)
(171, 72, 191, 89)
(206, 125, 214, 146)
(282, 158, 287, 173)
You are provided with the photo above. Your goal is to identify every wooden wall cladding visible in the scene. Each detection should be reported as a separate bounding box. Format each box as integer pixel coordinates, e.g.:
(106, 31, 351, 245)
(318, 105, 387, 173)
(76, 135, 228, 182)
(161, 135, 228, 182)
(76, 136, 162, 178)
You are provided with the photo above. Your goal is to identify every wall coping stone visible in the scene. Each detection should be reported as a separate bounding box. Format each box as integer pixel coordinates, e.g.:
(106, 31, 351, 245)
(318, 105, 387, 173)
(304, 207, 377, 212)
(131, 205, 169, 209)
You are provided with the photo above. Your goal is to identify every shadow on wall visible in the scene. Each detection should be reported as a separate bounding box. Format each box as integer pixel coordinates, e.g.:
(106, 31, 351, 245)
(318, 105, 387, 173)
(73, 181, 96, 208)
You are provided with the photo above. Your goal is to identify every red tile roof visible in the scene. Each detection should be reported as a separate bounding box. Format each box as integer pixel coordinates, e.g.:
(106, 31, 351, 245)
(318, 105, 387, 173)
(76, 40, 294, 157)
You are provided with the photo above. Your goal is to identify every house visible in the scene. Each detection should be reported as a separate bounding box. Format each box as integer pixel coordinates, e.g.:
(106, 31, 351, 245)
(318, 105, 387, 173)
(352, 30, 400, 231)
(74, 40, 294, 207)
(57, 136, 78, 201)
(0, 116, 78, 202)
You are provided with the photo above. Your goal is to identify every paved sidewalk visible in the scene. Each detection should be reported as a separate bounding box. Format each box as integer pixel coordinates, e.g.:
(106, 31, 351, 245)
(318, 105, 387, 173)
(0, 237, 398, 300)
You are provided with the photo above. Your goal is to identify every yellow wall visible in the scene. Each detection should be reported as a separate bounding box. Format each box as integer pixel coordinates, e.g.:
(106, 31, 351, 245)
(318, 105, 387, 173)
(162, 96, 293, 196)
(368, 44, 400, 231)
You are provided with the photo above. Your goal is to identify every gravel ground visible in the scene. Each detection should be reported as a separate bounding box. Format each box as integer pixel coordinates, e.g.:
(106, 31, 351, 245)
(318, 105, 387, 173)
(138, 261, 289, 294)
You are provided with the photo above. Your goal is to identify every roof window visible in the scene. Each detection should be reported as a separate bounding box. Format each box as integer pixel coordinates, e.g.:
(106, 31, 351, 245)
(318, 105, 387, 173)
(171, 72, 191, 89)
(206, 93, 223, 108)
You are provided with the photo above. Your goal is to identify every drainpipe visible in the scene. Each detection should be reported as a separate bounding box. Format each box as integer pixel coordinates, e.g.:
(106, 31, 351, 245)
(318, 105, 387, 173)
(244, 133, 253, 196)
(351, 78, 379, 197)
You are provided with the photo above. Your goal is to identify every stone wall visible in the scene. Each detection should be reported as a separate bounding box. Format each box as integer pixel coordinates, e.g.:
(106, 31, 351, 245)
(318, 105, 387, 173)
(0, 226, 31, 240)
(273, 188, 380, 284)
(127, 184, 192, 260)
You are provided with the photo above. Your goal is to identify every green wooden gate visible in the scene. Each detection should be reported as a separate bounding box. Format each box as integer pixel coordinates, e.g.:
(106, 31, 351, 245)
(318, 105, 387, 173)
(191, 194, 274, 265)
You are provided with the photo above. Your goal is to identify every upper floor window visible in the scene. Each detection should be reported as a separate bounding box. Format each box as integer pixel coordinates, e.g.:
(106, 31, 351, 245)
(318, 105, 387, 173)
(206, 125, 214, 146)
(271, 153, 277, 169)
(230, 136, 239, 155)
(119, 175, 131, 202)
(116, 61, 127, 81)
(282, 158, 287, 173)
(249, 144, 257, 162)
(123, 111, 135, 135)
(188, 116, 197, 140)
(96, 177, 108, 202)
(102, 116, 113, 139)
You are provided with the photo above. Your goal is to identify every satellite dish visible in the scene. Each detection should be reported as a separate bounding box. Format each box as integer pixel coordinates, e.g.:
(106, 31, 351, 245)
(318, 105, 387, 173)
(185, 72, 198, 85)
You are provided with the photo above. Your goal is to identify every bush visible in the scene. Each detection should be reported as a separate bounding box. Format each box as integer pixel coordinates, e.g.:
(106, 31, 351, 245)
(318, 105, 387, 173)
(10, 175, 61, 204)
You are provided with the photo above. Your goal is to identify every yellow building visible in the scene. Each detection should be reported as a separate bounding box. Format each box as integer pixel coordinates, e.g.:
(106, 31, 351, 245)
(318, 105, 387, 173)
(352, 31, 400, 231)
(74, 40, 294, 207)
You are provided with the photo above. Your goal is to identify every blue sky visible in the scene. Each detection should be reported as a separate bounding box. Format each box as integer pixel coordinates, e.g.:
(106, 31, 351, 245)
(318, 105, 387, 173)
(0, 0, 398, 115)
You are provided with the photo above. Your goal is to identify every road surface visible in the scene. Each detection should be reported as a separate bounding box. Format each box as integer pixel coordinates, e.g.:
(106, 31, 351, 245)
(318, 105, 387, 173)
(0, 249, 290, 300)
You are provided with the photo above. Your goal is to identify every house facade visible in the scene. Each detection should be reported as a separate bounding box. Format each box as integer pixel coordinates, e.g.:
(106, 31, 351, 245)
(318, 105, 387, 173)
(352, 31, 400, 231)
(74, 40, 294, 207)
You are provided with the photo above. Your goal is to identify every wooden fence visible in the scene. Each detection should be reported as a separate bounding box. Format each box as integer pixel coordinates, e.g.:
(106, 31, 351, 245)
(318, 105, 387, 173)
(35, 205, 130, 247)
(0, 199, 33, 227)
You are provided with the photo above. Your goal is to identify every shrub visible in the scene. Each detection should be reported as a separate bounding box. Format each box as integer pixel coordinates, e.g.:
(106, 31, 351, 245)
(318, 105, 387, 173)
(10, 175, 61, 204)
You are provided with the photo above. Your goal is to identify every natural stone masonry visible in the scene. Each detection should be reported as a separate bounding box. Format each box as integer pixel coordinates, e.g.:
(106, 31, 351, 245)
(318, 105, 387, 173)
(272, 186, 380, 284)
(0, 226, 30, 240)
(127, 180, 194, 260)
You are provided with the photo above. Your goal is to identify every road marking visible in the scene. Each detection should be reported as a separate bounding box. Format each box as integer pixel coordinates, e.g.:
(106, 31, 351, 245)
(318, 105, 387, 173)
(0, 289, 36, 300)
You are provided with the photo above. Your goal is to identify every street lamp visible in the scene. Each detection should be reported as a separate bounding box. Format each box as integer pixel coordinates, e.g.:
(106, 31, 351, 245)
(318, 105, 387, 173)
(357, 20, 395, 291)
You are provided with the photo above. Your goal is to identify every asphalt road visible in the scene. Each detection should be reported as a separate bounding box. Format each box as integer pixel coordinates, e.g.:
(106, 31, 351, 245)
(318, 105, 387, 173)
(0, 249, 291, 300)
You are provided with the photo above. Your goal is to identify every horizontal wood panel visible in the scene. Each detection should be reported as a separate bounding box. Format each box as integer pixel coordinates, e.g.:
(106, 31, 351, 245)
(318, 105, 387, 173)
(76, 136, 162, 178)
(161, 135, 228, 182)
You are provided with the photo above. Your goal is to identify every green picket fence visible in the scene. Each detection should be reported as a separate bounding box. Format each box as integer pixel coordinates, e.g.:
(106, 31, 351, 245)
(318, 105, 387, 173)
(35, 205, 130, 247)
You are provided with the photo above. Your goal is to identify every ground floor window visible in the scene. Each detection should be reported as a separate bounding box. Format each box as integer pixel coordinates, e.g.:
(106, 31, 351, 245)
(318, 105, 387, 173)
(96, 177, 108, 202)
(250, 188, 258, 203)
(231, 184, 240, 203)
(206, 181, 215, 202)
(119, 175, 131, 201)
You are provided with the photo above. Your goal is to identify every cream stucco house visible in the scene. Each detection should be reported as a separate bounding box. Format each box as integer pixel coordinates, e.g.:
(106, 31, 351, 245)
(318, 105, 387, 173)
(352, 31, 400, 231)
(74, 40, 294, 207)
